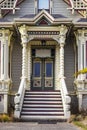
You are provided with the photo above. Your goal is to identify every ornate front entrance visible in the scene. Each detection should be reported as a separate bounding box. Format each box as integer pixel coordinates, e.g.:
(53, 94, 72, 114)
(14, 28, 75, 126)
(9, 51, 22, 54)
(31, 48, 54, 91)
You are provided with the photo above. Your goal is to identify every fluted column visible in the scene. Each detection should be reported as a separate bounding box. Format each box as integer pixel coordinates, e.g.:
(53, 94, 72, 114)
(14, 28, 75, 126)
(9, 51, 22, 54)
(59, 25, 68, 78)
(0, 29, 11, 80)
(19, 25, 28, 79)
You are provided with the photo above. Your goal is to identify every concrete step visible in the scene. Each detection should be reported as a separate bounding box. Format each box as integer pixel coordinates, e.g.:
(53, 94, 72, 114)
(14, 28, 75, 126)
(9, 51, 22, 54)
(21, 111, 64, 115)
(23, 104, 63, 107)
(24, 95, 61, 97)
(24, 97, 62, 101)
(21, 90, 64, 120)
(25, 91, 61, 95)
(23, 100, 62, 104)
(21, 115, 65, 120)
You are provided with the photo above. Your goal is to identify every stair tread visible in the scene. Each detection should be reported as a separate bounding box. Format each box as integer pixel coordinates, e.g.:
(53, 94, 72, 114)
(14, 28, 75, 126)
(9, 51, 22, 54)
(21, 91, 64, 120)
(24, 95, 61, 97)
(25, 91, 60, 93)
(23, 101, 62, 103)
(23, 104, 63, 107)
(22, 108, 63, 110)
(21, 115, 65, 120)
(21, 111, 64, 114)
(24, 97, 61, 100)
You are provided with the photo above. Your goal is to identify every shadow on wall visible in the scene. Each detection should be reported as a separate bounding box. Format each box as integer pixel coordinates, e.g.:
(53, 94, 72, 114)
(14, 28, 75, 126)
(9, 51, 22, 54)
(70, 95, 79, 114)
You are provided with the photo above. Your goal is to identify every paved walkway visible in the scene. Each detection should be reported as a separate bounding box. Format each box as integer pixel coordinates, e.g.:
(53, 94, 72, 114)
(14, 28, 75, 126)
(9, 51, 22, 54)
(0, 122, 79, 130)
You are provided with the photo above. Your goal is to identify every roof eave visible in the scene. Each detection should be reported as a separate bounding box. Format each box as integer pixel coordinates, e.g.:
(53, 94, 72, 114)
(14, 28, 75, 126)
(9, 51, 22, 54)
(74, 22, 87, 28)
(0, 22, 14, 28)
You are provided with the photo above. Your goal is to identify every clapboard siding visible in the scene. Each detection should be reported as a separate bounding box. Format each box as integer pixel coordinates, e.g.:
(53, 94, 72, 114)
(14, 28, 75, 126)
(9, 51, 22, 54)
(5, 0, 35, 21)
(11, 40, 22, 92)
(64, 41, 75, 92)
(52, 0, 81, 18)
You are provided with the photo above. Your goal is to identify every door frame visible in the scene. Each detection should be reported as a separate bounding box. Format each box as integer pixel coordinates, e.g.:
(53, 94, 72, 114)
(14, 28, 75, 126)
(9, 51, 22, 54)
(31, 56, 55, 91)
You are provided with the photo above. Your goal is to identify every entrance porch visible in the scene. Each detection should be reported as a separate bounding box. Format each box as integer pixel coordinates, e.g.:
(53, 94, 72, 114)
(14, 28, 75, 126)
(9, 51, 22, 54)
(14, 10, 71, 119)
(14, 24, 71, 120)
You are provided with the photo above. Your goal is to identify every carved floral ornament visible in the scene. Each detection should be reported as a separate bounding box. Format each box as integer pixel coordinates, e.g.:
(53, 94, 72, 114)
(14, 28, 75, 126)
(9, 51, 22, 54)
(0, 29, 12, 46)
(76, 29, 87, 44)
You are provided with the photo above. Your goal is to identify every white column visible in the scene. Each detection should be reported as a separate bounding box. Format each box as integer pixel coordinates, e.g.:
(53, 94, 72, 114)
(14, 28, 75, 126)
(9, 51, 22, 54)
(19, 25, 28, 79)
(76, 29, 87, 80)
(4, 94, 8, 113)
(78, 93, 82, 111)
(0, 29, 11, 80)
(55, 45, 59, 90)
(28, 44, 31, 90)
(60, 44, 64, 77)
(22, 43, 27, 78)
(59, 25, 68, 78)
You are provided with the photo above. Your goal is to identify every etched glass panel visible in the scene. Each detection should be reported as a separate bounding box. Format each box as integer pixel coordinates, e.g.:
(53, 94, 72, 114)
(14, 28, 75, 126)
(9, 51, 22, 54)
(46, 62, 52, 77)
(34, 62, 41, 77)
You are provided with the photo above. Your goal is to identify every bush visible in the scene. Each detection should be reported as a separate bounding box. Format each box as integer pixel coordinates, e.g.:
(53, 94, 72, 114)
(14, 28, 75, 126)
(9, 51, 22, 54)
(0, 114, 11, 122)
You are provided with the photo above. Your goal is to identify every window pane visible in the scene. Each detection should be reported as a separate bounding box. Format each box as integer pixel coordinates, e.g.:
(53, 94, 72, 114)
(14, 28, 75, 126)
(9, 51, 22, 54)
(38, 0, 49, 9)
(46, 62, 52, 77)
(34, 62, 40, 77)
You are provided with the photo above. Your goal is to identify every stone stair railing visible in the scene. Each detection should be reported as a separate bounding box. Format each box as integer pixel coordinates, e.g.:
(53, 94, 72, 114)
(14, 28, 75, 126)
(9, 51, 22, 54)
(60, 78, 71, 119)
(14, 78, 26, 118)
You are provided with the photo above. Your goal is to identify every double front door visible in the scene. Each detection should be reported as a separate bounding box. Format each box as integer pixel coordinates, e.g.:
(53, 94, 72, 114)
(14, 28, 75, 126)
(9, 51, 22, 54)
(31, 58, 54, 91)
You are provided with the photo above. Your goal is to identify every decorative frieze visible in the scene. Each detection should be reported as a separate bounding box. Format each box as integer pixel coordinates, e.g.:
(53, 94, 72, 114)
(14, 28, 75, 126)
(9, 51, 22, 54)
(28, 31, 60, 35)
(19, 25, 28, 44)
(59, 25, 68, 45)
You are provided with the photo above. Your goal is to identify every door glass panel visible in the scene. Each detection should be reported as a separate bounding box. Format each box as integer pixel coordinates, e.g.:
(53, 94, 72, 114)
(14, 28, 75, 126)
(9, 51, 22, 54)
(46, 62, 52, 77)
(33, 62, 41, 77)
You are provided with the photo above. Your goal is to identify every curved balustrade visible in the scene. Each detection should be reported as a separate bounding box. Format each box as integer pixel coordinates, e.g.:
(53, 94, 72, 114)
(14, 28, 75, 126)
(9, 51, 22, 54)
(60, 78, 71, 119)
(14, 78, 26, 118)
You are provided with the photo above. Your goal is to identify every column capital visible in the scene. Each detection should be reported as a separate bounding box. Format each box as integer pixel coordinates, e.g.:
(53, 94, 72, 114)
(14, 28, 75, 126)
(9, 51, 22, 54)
(59, 25, 68, 45)
(75, 29, 87, 45)
(0, 28, 12, 46)
(19, 25, 28, 44)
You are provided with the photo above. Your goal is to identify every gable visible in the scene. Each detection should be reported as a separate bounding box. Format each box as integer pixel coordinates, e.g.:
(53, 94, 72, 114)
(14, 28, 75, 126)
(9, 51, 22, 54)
(37, 17, 50, 26)
(1, 0, 83, 22)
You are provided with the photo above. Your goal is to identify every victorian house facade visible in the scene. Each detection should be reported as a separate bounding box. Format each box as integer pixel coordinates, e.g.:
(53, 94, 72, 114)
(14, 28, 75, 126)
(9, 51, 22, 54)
(0, 0, 87, 120)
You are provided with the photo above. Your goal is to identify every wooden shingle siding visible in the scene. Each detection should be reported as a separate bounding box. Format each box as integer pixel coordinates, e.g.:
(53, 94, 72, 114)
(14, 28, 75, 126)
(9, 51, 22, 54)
(64, 40, 75, 92)
(52, 0, 81, 18)
(11, 40, 22, 92)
